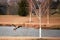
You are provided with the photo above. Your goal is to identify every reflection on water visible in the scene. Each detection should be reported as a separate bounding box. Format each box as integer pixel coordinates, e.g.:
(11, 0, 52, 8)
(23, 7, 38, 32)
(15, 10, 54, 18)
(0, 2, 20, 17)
(42, 29, 60, 37)
(0, 26, 39, 37)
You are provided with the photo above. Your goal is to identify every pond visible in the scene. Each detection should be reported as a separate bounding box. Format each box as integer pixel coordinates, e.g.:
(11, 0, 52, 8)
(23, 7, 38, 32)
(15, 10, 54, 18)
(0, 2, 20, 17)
(0, 26, 60, 37)
(41, 29, 60, 37)
(0, 26, 39, 37)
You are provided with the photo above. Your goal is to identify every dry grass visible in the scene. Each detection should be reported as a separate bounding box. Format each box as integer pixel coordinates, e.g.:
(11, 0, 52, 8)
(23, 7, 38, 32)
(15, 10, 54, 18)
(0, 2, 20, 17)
(0, 37, 60, 40)
(0, 15, 60, 29)
(0, 37, 39, 40)
(0, 15, 39, 29)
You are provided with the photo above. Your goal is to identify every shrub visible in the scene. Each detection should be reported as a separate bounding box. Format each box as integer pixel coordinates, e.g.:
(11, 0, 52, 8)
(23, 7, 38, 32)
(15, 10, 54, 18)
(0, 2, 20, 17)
(18, 0, 29, 16)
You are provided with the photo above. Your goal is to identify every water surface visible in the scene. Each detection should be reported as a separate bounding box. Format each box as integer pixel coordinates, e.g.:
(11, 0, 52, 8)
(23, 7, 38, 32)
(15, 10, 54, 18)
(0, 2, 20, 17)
(0, 26, 39, 37)
(41, 29, 60, 37)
